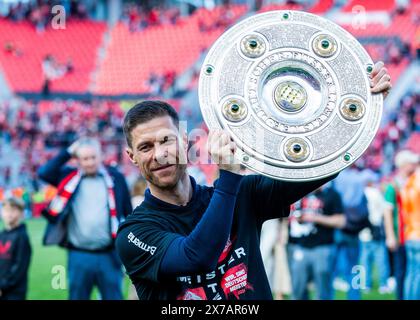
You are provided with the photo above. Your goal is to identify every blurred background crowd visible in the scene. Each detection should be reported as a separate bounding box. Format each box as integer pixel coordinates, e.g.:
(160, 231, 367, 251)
(0, 0, 419, 300)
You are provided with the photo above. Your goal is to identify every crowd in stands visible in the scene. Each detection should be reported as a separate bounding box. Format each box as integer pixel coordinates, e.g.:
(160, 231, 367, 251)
(147, 70, 178, 96)
(3, 40, 23, 58)
(361, 93, 419, 172)
(197, 5, 236, 32)
(366, 40, 412, 67)
(120, 0, 243, 34)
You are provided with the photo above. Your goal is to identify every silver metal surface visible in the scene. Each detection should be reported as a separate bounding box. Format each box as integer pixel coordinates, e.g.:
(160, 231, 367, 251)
(198, 10, 383, 181)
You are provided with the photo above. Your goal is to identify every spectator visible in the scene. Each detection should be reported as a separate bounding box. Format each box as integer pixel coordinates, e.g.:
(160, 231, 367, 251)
(401, 158, 420, 299)
(3, 41, 22, 57)
(288, 183, 345, 300)
(147, 8, 160, 26)
(75, 2, 88, 19)
(66, 57, 74, 73)
(125, 4, 141, 32)
(41, 55, 70, 96)
(0, 197, 32, 300)
(37, 137, 132, 300)
(359, 176, 391, 294)
(29, 4, 49, 33)
(3, 1, 90, 30)
(333, 166, 370, 300)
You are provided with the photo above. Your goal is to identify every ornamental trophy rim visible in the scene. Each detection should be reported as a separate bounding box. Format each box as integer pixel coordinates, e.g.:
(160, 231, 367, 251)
(198, 10, 383, 181)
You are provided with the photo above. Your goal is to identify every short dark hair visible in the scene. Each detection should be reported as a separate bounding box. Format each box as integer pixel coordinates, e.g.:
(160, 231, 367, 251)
(123, 100, 179, 148)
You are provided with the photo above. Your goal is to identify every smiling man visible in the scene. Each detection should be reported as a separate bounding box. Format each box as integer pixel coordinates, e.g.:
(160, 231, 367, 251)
(116, 62, 391, 300)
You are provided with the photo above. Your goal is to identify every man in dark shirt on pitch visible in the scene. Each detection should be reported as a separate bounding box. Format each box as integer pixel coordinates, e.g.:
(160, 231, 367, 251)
(117, 63, 391, 300)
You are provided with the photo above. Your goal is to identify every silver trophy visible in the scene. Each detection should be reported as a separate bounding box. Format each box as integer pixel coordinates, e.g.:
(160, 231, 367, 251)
(198, 10, 383, 181)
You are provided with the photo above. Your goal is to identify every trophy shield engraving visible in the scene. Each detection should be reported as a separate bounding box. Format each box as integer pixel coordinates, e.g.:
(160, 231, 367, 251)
(198, 10, 383, 181)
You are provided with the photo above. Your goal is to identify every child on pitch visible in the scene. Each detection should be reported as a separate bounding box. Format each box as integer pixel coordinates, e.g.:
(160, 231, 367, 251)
(0, 197, 32, 300)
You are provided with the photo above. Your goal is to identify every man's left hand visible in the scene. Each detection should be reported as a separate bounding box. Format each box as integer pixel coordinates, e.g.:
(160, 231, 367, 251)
(370, 61, 392, 99)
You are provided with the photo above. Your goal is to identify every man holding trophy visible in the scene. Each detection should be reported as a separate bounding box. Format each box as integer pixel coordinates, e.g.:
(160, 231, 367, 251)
(116, 10, 391, 300)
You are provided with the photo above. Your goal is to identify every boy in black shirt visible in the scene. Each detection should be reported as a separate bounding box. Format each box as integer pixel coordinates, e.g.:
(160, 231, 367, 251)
(0, 197, 32, 300)
(288, 184, 344, 299)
